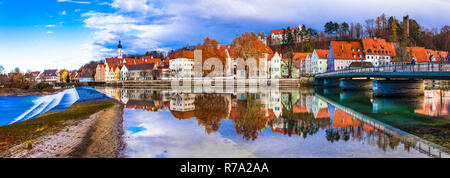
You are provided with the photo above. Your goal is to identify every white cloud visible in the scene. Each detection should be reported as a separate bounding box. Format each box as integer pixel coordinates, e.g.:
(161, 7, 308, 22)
(81, 0, 450, 61)
(57, 0, 90, 4)
(74, 9, 81, 12)
(45, 25, 57, 28)
(47, 31, 54, 34)
(60, 10, 67, 15)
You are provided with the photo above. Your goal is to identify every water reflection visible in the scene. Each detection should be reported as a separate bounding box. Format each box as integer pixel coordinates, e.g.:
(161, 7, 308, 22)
(96, 86, 450, 158)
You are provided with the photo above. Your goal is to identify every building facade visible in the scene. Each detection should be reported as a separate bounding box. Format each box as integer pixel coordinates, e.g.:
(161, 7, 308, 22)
(361, 38, 396, 66)
(311, 49, 329, 74)
(169, 50, 194, 78)
(327, 41, 365, 71)
(95, 64, 105, 82)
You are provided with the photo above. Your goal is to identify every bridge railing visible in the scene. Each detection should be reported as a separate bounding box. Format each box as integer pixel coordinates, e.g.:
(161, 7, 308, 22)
(316, 62, 450, 77)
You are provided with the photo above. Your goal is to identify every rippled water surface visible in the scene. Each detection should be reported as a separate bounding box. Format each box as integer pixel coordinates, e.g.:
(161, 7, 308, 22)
(96, 86, 450, 158)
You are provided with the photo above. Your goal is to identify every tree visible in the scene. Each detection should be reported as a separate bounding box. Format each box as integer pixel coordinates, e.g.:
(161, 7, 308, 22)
(355, 23, 363, 39)
(341, 22, 349, 39)
(365, 19, 376, 37)
(12, 67, 21, 73)
(307, 28, 318, 38)
(196, 37, 227, 76)
(324, 21, 337, 36)
(66, 74, 71, 83)
(0, 65, 4, 74)
(231, 32, 267, 61)
(391, 19, 399, 42)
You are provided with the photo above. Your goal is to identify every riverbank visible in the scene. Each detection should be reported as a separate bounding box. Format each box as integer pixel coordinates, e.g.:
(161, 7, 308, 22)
(95, 78, 315, 88)
(0, 87, 63, 96)
(0, 99, 124, 158)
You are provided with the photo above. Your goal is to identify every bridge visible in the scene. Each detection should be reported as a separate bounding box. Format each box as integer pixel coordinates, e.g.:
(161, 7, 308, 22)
(314, 62, 450, 96)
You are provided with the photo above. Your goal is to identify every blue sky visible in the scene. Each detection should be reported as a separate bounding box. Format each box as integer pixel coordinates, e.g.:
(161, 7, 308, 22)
(0, 0, 449, 72)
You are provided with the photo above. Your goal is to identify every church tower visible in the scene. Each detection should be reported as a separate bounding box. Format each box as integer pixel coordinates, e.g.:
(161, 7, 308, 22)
(118, 40, 123, 59)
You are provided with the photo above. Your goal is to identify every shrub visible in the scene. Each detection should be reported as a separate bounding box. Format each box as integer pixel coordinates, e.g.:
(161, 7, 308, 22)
(36, 82, 52, 90)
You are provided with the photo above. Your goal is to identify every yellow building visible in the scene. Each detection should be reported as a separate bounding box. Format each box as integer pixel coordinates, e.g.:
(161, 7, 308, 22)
(114, 66, 121, 81)
(59, 69, 71, 83)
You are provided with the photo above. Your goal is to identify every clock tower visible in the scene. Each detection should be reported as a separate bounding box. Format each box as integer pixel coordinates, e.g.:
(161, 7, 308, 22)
(118, 40, 123, 59)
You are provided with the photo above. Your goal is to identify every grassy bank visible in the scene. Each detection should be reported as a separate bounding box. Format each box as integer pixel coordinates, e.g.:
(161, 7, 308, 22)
(0, 99, 115, 156)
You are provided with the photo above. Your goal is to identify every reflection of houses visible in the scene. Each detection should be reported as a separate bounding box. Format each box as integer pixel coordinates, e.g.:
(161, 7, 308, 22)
(331, 109, 362, 128)
(415, 90, 450, 116)
(170, 93, 196, 112)
(312, 96, 330, 119)
(327, 103, 375, 131)
(126, 100, 158, 111)
(170, 93, 196, 119)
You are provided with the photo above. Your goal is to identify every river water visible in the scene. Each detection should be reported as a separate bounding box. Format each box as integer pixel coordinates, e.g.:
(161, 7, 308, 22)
(95, 86, 450, 158)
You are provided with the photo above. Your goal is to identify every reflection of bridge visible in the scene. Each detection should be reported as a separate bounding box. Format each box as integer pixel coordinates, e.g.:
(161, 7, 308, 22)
(316, 93, 450, 158)
(315, 62, 450, 96)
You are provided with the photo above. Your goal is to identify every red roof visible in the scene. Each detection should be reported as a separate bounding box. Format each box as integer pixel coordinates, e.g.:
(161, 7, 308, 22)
(426, 49, 440, 61)
(293, 104, 308, 113)
(293, 52, 311, 62)
(407, 47, 429, 62)
(170, 50, 194, 59)
(330, 41, 365, 60)
(270, 27, 298, 36)
(314, 49, 329, 59)
(438, 51, 448, 60)
(361, 38, 396, 57)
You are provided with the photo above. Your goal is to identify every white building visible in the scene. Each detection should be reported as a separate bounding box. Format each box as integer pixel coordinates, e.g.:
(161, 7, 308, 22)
(169, 50, 194, 79)
(269, 25, 304, 45)
(361, 38, 396, 67)
(120, 65, 128, 81)
(268, 52, 282, 79)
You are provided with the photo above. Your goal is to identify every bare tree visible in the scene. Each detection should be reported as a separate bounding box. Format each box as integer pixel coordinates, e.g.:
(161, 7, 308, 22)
(365, 19, 376, 37)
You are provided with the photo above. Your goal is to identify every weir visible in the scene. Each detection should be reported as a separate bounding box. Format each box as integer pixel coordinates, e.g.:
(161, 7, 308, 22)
(0, 87, 110, 127)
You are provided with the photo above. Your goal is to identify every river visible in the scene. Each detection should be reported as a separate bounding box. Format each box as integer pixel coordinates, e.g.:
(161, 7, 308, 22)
(94, 86, 450, 158)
